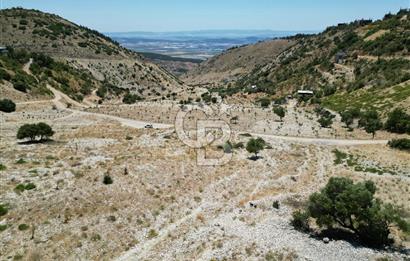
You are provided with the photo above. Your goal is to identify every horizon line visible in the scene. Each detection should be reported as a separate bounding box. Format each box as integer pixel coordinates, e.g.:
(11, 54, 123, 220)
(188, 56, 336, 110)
(105, 29, 321, 34)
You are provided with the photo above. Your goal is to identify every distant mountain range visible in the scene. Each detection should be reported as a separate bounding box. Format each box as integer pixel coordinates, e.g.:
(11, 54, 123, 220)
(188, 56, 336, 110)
(107, 30, 318, 60)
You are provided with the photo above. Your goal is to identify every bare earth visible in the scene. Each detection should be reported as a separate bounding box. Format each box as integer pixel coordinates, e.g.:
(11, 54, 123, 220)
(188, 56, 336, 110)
(1, 89, 409, 261)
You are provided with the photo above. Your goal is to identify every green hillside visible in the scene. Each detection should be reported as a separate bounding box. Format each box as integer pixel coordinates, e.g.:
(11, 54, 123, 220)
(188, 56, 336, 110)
(0, 47, 125, 102)
(0, 7, 139, 59)
(231, 9, 410, 114)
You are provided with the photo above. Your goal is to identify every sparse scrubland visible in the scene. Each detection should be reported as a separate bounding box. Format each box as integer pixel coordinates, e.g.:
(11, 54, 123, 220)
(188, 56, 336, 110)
(0, 7, 409, 261)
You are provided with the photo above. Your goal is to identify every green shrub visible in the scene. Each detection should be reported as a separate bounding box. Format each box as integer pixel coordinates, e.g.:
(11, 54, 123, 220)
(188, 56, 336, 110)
(0, 224, 8, 232)
(301, 177, 408, 248)
(0, 164, 6, 171)
(385, 108, 410, 134)
(318, 116, 333, 128)
(273, 106, 286, 121)
(223, 141, 232, 154)
(0, 68, 11, 81)
(332, 149, 348, 164)
(123, 93, 142, 104)
(17, 122, 54, 142)
(15, 182, 36, 192)
(147, 229, 158, 239)
(13, 81, 29, 92)
(0, 204, 8, 216)
(323, 85, 336, 96)
(15, 158, 26, 164)
(340, 108, 360, 128)
(388, 139, 410, 152)
(14, 184, 26, 193)
(246, 138, 266, 159)
(19, 19, 28, 25)
(0, 99, 16, 113)
(18, 224, 29, 231)
(316, 107, 335, 128)
(78, 42, 88, 48)
(103, 175, 113, 185)
(258, 97, 271, 108)
(359, 110, 382, 138)
(25, 183, 36, 190)
(291, 210, 310, 232)
(201, 92, 212, 103)
(96, 85, 107, 98)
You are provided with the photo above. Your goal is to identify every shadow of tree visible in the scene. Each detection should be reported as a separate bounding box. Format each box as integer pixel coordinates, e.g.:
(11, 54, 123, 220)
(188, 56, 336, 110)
(17, 139, 54, 145)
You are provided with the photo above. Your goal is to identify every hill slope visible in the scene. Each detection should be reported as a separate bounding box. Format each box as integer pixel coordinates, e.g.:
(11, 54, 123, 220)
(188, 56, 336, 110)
(188, 9, 410, 114)
(139, 52, 201, 77)
(0, 8, 130, 59)
(0, 8, 185, 102)
(183, 39, 294, 87)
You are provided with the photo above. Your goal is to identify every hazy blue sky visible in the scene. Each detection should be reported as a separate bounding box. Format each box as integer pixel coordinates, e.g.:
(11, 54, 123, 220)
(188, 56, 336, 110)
(1, 0, 409, 32)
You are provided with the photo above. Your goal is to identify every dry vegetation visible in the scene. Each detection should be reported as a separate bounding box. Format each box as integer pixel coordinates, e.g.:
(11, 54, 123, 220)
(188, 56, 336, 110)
(183, 39, 294, 87)
(0, 7, 409, 261)
(1, 98, 409, 260)
(0, 8, 187, 102)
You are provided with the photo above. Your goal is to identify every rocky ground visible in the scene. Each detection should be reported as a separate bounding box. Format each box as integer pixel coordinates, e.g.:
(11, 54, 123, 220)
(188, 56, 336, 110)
(86, 99, 404, 141)
(0, 98, 409, 261)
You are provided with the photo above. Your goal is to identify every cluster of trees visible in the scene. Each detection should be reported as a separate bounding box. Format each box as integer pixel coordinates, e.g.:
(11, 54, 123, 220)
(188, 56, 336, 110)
(17, 123, 54, 142)
(349, 59, 410, 92)
(0, 47, 96, 99)
(315, 107, 335, 128)
(1, 48, 38, 93)
(385, 108, 410, 134)
(197, 92, 219, 104)
(0, 99, 16, 113)
(340, 107, 410, 137)
(96, 82, 127, 101)
(123, 93, 142, 104)
(291, 177, 409, 248)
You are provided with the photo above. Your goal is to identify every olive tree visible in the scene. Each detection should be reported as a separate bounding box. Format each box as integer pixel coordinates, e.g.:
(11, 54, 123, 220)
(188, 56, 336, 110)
(246, 137, 266, 159)
(291, 177, 409, 248)
(359, 110, 382, 138)
(273, 106, 286, 121)
(17, 122, 54, 142)
(0, 99, 16, 113)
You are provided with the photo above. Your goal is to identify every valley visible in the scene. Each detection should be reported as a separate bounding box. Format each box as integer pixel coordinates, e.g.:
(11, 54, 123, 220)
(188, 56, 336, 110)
(1, 6, 410, 261)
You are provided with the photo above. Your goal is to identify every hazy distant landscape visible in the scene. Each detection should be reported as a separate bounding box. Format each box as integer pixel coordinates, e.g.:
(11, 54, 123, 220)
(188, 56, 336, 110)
(108, 30, 315, 60)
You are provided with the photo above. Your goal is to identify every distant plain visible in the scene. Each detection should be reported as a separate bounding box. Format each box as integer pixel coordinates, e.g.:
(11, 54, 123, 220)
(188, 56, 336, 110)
(108, 30, 316, 60)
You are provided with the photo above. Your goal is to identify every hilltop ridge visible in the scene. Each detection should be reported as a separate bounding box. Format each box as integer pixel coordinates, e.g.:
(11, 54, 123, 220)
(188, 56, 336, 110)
(184, 9, 410, 114)
(0, 8, 186, 102)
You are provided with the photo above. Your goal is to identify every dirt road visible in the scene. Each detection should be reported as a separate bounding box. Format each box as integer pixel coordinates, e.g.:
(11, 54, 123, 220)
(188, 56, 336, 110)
(48, 86, 390, 144)
(20, 58, 389, 144)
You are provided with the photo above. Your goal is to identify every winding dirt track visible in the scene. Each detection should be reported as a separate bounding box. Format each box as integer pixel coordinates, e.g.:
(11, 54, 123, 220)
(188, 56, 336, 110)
(21, 60, 389, 144)
(34, 86, 391, 145)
